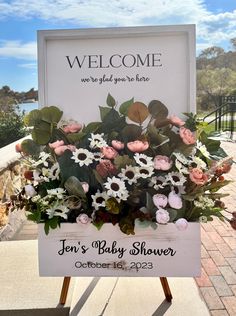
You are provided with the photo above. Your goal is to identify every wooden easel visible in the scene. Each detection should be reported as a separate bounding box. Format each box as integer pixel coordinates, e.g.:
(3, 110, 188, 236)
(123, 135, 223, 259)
(59, 276, 172, 305)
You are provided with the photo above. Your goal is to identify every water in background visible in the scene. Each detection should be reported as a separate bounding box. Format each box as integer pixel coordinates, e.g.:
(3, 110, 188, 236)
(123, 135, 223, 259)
(18, 102, 38, 113)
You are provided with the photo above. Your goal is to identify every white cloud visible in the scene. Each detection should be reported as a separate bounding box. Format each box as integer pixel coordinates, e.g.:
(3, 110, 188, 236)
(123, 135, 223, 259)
(18, 62, 37, 69)
(0, 40, 37, 60)
(0, 0, 235, 53)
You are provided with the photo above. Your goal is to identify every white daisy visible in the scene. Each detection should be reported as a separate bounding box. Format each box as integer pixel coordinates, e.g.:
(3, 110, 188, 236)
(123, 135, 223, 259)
(41, 167, 50, 182)
(71, 148, 94, 166)
(118, 165, 138, 185)
(104, 176, 128, 200)
(134, 153, 154, 167)
(89, 133, 107, 149)
(91, 191, 108, 210)
(149, 176, 167, 190)
(166, 172, 186, 186)
(137, 166, 154, 179)
(47, 188, 65, 199)
(46, 204, 69, 219)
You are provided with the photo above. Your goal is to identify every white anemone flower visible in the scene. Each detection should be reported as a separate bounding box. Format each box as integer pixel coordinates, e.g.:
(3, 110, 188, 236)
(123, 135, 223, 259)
(118, 165, 138, 185)
(191, 156, 207, 170)
(166, 172, 186, 186)
(34, 152, 51, 167)
(92, 191, 108, 210)
(46, 204, 69, 219)
(149, 176, 167, 190)
(196, 141, 210, 158)
(47, 188, 65, 199)
(104, 176, 128, 200)
(134, 153, 154, 167)
(89, 133, 107, 149)
(48, 163, 60, 180)
(71, 148, 94, 166)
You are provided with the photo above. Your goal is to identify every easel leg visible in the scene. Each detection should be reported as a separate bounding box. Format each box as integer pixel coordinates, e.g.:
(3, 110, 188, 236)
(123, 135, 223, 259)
(160, 277, 172, 302)
(59, 277, 71, 305)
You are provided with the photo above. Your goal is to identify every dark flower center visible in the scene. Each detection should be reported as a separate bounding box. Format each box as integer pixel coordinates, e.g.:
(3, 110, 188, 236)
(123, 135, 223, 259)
(173, 176, 180, 182)
(125, 171, 135, 179)
(140, 169, 149, 175)
(111, 183, 120, 191)
(156, 180, 163, 185)
(96, 197, 105, 203)
(78, 153, 87, 160)
(140, 158, 147, 164)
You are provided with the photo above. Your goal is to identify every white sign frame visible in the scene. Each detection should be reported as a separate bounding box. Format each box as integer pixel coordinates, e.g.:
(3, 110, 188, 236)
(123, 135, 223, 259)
(38, 223, 200, 277)
(38, 25, 196, 123)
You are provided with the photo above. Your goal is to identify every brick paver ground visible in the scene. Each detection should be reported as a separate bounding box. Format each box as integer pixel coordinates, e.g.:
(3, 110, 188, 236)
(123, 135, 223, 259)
(12, 139, 236, 316)
(195, 140, 236, 316)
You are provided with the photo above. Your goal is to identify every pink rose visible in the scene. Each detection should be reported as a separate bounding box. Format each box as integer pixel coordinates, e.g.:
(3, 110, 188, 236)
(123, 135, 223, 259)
(154, 155, 172, 171)
(169, 115, 185, 127)
(127, 140, 149, 152)
(63, 123, 82, 133)
(111, 140, 125, 150)
(179, 127, 196, 145)
(156, 208, 170, 224)
(76, 214, 91, 224)
(49, 140, 64, 149)
(189, 167, 208, 185)
(168, 191, 182, 209)
(81, 182, 89, 193)
(175, 218, 188, 231)
(153, 194, 168, 208)
(96, 159, 117, 178)
(101, 146, 118, 159)
(54, 145, 76, 156)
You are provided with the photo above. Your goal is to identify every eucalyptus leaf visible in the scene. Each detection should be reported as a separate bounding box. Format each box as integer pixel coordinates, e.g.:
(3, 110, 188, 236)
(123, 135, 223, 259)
(21, 139, 41, 156)
(40, 106, 63, 124)
(99, 106, 111, 121)
(121, 124, 142, 142)
(106, 93, 116, 107)
(148, 100, 168, 118)
(127, 102, 149, 124)
(24, 109, 42, 127)
(119, 98, 134, 116)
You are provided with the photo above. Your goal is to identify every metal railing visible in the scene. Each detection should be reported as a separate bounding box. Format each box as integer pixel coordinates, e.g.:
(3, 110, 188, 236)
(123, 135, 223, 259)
(203, 96, 236, 139)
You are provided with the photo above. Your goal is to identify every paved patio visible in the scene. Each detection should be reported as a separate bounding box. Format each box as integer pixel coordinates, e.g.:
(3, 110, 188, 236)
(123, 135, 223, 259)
(4, 139, 236, 315)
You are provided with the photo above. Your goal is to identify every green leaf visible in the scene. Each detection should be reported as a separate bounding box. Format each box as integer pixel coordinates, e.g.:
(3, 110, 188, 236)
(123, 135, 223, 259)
(21, 139, 41, 156)
(135, 219, 150, 228)
(83, 122, 101, 134)
(32, 126, 51, 145)
(99, 106, 111, 121)
(121, 124, 142, 142)
(106, 93, 116, 107)
(67, 132, 86, 143)
(119, 98, 134, 116)
(44, 221, 50, 235)
(93, 221, 104, 231)
(148, 100, 168, 119)
(49, 217, 59, 229)
(40, 106, 63, 124)
(167, 208, 178, 222)
(24, 109, 42, 126)
(114, 155, 134, 170)
(93, 170, 104, 185)
(64, 176, 86, 199)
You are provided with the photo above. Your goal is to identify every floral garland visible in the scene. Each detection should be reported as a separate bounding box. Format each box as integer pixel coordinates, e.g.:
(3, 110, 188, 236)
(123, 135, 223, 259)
(12, 94, 234, 235)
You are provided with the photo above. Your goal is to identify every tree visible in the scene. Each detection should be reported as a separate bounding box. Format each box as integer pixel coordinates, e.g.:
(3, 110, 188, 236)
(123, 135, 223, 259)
(197, 67, 236, 110)
(199, 46, 225, 59)
(230, 38, 236, 51)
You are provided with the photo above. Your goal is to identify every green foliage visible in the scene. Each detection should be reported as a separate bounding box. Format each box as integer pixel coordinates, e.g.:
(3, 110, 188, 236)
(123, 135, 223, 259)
(0, 111, 27, 148)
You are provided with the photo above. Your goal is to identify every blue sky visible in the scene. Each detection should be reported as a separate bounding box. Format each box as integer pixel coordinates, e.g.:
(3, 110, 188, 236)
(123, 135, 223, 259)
(0, 0, 235, 92)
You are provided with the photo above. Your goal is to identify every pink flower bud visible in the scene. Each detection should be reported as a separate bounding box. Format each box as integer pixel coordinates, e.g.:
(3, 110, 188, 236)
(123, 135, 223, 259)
(168, 191, 183, 209)
(153, 194, 168, 208)
(101, 146, 118, 159)
(76, 214, 91, 224)
(179, 127, 196, 145)
(81, 182, 89, 193)
(49, 140, 64, 149)
(169, 115, 185, 127)
(127, 140, 149, 153)
(156, 208, 170, 224)
(175, 218, 188, 231)
(15, 143, 22, 153)
(63, 123, 82, 133)
(111, 140, 125, 150)
(154, 155, 172, 171)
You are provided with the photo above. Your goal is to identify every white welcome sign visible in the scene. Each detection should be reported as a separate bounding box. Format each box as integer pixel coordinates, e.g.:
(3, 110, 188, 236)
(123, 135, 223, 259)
(38, 25, 196, 123)
(38, 223, 200, 277)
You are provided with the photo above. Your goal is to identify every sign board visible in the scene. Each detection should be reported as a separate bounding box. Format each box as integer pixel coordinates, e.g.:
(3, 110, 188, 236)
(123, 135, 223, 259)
(38, 25, 196, 124)
(38, 223, 200, 277)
